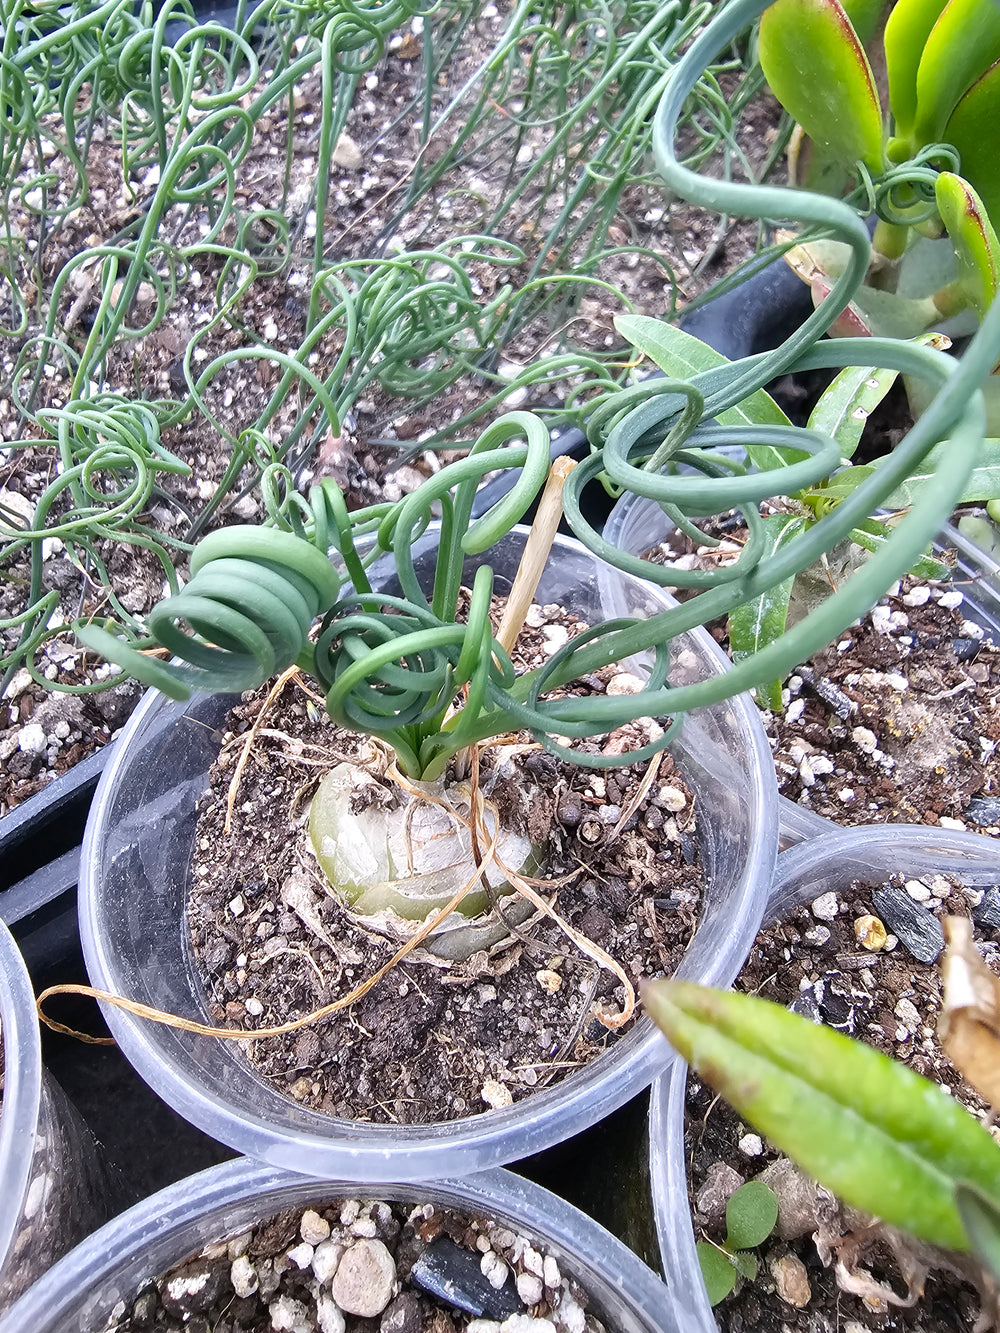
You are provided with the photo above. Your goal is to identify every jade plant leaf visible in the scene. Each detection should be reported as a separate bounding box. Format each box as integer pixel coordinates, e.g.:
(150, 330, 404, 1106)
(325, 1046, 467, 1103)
(643, 979, 1000, 1251)
(912, 0, 1000, 146)
(884, 0, 948, 147)
(839, 0, 890, 45)
(945, 61, 1000, 225)
(758, 0, 885, 172)
(696, 1243, 737, 1305)
(783, 238, 940, 338)
(935, 172, 1000, 321)
(728, 512, 806, 711)
(614, 316, 792, 430)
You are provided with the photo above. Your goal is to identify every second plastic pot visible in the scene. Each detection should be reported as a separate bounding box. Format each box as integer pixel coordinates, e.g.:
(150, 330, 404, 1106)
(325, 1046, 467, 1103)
(0, 920, 114, 1312)
(79, 527, 777, 1180)
(0, 1157, 672, 1333)
(647, 823, 1000, 1331)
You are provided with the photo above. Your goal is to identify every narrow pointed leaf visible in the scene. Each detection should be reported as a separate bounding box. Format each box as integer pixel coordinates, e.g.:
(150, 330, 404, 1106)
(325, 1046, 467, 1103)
(945, 60, 1000, 225)
(807, 363, 899, 460)
(614, 316, 792, 429)
(914, 0, 1000, 145)
(759, 0, 884, 171)
(728, 513, 806, 710)
(936, 172, 1000, 320)
(875, 438, 1000, 506)
(957, 1183, 1000, 1286)
(884, 0, 948, 141)
(644, 979, 1000, 1251)
(847, 516, 951, 578)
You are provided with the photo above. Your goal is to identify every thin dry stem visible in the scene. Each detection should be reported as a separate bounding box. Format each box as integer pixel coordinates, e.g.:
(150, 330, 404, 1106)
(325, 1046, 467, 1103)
(225, 665, 301, 833)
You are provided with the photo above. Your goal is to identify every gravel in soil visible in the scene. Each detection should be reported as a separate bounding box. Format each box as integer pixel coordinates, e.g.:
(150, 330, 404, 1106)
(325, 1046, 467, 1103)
(641, 516, 1000, 830)
(687, 874, 1000, 1331)
(103, 1196, 607, 1333)
(187, 601, 703, 1124)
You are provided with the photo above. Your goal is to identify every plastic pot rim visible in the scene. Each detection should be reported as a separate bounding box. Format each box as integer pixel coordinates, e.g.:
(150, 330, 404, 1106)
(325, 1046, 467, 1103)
(0, 920, 44, 1290)
(0, 1159, 672, 1333)
(78, 527, 777, 1179)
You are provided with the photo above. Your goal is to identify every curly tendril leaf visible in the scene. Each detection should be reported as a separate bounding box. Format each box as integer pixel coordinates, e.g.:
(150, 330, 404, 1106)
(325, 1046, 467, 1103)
(935, 172, 1000, 324)
(644, 980, 1000, 1252)
(944, 60, 1000, 225)
(78, 524, 344, 698)
(652, 0, 873, 390)
(758, 0, 885, 173)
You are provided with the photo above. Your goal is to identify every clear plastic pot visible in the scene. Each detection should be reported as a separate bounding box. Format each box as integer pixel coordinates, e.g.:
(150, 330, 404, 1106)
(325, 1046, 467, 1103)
(79, 527, 777, 1179)
(0, 920, 111, 1312)
(647, 823, 1000, 1331)
(0, 1158, 673, 1333)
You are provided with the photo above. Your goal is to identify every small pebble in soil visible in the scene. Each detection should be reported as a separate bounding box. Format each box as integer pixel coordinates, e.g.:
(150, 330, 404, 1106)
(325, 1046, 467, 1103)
(810, 892, 839, 921)
(853, 914, 887, 951)
(872, 885, 945, 963)
(769, 1253, 811, 1308)
(411, 1238, 522, 1320)
(974, 887, 1000, 930)
(967, 795, 1000, 827)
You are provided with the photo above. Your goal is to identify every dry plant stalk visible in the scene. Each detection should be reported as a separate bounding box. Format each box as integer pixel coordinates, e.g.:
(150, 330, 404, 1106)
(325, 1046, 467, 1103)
(940, 915, 1000, 1107)
(495, 455, 577, 654)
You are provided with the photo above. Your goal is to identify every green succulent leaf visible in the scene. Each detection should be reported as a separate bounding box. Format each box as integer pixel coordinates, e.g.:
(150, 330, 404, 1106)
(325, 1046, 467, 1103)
(807, 363, 899, 461)
(957, 1181, 1000, 1285)
(696, 1242, 738, 1305)
(728, 513, 807, 711)
(759, 0, 885, 172)
(945, 60, 1000, 225)
(725, 1181, 780, 1251)
(935, 172, 1000, 320)
(614, 316, 791, 430)
(913, 0, 1000, 146)
(643, 979, 1000, 1251)
(884, 0, 948, 144)
(839, 0, 891, 46)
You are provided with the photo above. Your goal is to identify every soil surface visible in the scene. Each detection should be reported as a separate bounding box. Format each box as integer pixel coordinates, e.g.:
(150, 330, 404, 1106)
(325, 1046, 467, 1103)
(641, 515, 1000, 830)
(103, 1196, 609, 1332)
(768, 574, 1000, 829)
(687, 874, 1000, 1332)
(187, 601, 704, 1124)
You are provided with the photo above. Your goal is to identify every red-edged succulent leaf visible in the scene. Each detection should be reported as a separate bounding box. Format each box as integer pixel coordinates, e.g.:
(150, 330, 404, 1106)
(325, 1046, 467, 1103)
(936, 171, 1000, 319)
(759, 0, 884, 172)
(945, 59, 1000, 227)
(913, 0, 1000, 146)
